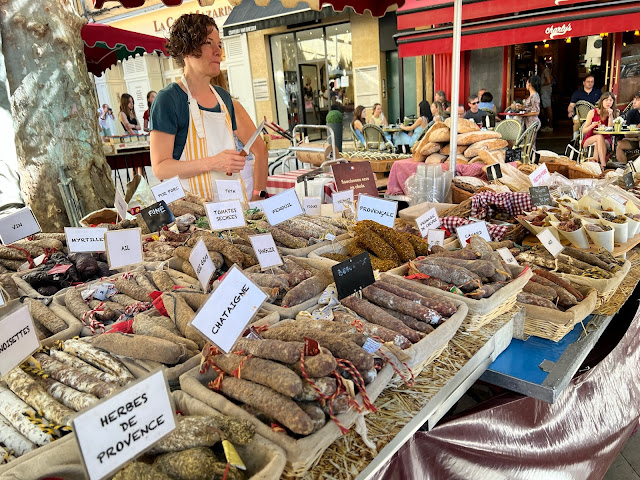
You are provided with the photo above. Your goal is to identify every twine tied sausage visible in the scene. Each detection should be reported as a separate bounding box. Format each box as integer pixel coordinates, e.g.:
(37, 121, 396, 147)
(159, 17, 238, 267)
(81, 302, 106, 334)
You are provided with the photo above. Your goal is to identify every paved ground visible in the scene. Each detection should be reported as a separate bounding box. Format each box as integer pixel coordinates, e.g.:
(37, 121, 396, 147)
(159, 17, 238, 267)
(605, 432, 640, 479)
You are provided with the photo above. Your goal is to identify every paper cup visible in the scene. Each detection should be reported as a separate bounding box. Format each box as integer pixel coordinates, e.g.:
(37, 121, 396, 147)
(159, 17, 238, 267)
(625, 216, 640, 237)
(586, 228, 615, 252)
(601, 218, 629, 244)
(626, 201, 640, 215)
(578, 195, 600, 212)
(557, 226, 590, 249)
(557, 196, 579, 210)
(602, 197, 626, 215)
(574, 213, 600, 226)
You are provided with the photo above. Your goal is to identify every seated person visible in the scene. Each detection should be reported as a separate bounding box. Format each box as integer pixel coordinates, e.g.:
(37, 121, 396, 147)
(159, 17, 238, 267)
(351, 105, 367, 148)
(430, 101, 446, 122)
(435, 90, 451, 112)
(567, 74, 602, 118)
(581, 92, 615, 168)
(369, 103, 389, 127)
(457, 105, 465, 118)
(616, 92, 640, 163)
(396, 100, 430, 148)
(464, 96, 487, 124)
(478, 92, 495, 112)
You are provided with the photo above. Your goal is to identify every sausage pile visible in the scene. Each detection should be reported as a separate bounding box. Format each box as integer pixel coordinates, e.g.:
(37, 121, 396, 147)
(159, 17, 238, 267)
(516, 246, 623, 279)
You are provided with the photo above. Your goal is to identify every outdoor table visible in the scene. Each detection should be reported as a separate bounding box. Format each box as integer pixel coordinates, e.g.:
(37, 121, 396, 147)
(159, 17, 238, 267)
(105, 148, 150, 191)
(594, 127, 640, 161)
(266, 168, 336, 200)
(383, 125, 402, 143)
(498, 111, 528, 117)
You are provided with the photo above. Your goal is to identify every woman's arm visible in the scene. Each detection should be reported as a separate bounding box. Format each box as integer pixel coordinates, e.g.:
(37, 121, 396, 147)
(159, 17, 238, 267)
(119, 112, 137, 136)
(581, 110, 597, 134)
(401, 118, 423, 132)
(150, 130, 246, 181)
(354, 120, 364, 132)
(144, 115, 150, 131)
(382, 113, 389, 126)
(233, 100, 268, 200)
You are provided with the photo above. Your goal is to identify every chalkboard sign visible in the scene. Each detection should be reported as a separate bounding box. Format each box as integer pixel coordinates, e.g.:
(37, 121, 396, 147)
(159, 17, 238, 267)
(331, 252, 375, 300)
(487, 164, 503, 181)
(529, 186, 552, 206)
(623, 171, 635, 190)
(505, 148, 522, 163)
(141, 201, 175, 232)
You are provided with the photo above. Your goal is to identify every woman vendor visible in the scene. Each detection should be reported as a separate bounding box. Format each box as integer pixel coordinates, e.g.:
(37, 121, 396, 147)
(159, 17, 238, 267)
(150, 14, 267, 201)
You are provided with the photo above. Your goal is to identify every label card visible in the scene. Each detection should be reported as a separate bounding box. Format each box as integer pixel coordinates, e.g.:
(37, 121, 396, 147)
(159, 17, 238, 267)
(141, 201, 175, 233)
(332, 252, 375, 300)
(529, 163, 551, 187)
(505, 148, 522, 163)
(362, 338, 382, 353)
(624, 171, 635, 190)
(332, 189, 354, 213)
(0, 305, 39, 377)
(190, 266, 267, 353)
(104, 228, 143, 269)
(0, 207, 41, 245)
(331, 162, 379, 199)
(151, 176, 185, 204)
(65, 227, 108, 253)
(189, 239, 215, 292)
(249, 234, 282, 270)
(427, 229, 445, 250)
(216, 180, 244, 202)
(609, 193, 628, 206)
(0, 290, 5, 307)
(206, 201, 246, 231)
(537, 228, 564, 257)
(487, 164, 503, 182)
(529, 186, 553, 207)
(497, 247, 519, 266)
(356, 195, 397, 228)
(262, 188, 304, 226)
(456, 221, 492, 245)
(114, 189, 128, 221)
(248, 201, 264, 212)
(73, 370, 176, 480)
(303, 197, 321, 216)
(416, 208, 441, 238)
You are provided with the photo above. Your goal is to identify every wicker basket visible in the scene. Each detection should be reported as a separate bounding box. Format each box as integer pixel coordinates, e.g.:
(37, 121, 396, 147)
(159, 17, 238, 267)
(568, 164, 602, 179)
(544, 161, 571, 178)
(440, 198, 472, 218)
(502, 223, 527, 243)
(559, 260, 631, 308)
(452, 184, 475, 204)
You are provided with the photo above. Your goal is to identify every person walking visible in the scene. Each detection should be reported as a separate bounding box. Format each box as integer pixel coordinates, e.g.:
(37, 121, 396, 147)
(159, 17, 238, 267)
(516, 75, 541, 151)
(538, 58, 553, 132)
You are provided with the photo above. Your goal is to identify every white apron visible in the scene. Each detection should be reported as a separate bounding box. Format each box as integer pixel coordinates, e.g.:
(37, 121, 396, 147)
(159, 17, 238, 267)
(179, 75, 253, 201)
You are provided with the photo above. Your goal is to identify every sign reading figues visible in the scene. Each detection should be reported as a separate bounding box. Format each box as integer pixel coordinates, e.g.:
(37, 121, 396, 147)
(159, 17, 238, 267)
(303, 197, 321, 216)
(73, 370, 176, 480)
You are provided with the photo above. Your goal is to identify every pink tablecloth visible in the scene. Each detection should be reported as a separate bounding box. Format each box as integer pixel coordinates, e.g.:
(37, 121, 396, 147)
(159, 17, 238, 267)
(386, 160, 491, 195)
(266, 168, 337, 200)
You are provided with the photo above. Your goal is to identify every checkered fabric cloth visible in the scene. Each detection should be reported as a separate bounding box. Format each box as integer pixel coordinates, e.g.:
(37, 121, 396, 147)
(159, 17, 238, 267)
(470, 192, 534, 221)
(266, 169, 337, 199)
(441, 216, 511, 242)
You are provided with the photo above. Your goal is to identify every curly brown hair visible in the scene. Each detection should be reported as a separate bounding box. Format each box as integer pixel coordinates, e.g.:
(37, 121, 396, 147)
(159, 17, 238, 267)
(165, 14, 218, 68)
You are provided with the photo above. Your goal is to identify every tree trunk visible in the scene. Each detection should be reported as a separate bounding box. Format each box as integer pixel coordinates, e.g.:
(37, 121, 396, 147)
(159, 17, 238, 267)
(0, 0, 115, 231)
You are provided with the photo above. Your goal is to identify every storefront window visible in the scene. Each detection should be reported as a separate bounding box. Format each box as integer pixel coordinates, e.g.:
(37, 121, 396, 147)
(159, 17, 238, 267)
(270, 33, 298, 130)
(619, 33, 640, 105)
(326, 24, 353, 117)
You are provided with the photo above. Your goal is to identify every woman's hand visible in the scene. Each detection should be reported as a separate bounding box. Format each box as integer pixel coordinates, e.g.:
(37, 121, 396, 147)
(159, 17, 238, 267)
(207, 150, 246, 175)
(606, 108, 614, 118)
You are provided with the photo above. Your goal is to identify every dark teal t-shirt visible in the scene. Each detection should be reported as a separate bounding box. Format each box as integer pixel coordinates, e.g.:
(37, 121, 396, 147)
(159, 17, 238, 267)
(150, 83, 237, 160)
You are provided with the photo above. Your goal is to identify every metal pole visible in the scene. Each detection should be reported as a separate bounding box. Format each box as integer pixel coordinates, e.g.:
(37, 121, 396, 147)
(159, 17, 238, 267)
(449, 0, 463, 178)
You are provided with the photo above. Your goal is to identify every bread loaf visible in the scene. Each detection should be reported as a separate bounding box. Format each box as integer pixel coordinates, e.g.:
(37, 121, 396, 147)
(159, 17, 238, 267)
(445, 117, 480, 133)
(412, 121, 446, 158)
(429, 127, 451, 143)
(457, 131, 501, 145)
(420, 142, 442, 156)
(425, 153, 447, 164)
(441, 143, 468, 155)
(464, 139, 509, 158)
(478, 149, 504, 165)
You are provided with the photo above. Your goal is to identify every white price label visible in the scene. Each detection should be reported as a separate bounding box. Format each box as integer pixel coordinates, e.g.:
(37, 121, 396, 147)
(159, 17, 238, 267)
(104, 228, 143, 269)
(0, 207, 41, 245)
(248, 200, 264, 212)
(65, 227, 107, 253)
(609, 194, 628, 206)
(303, 197, 322, 216)
(262, 188, 304, 226)
(356, 195, 397, 228)
(497, 247, 519, 266)
(205, 200, 246, 231)
(190, 266, 267, 353)
(0, 290, 5, 307)
(114, 189, 128, 221)
(456, 221, 492, 245)
(73, 370, 176, 480)
(416, 208, 441, 238)
(151, 176, 185, 205)
(332, 189, 354, 213)
(215, 179, 244, 202)
(362, 337, 382, 353)
(0, 305, 39, 377)
(537, 228, 565, 257)
(249, 233, 282, 270)
(427, 229, 446, 250)
(529, 163, 551, 187)
(189, 239, 216, 292)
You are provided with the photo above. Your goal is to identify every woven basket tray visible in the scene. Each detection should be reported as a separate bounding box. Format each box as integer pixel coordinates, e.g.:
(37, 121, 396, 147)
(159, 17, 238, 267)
(544, 161, 571, 178)
(386, 265, 532, 331)
(568, 164, 602, 179)
(558, 260, 631, 308)
(451, 184, 475, 204)
(521, 286, 598, 342)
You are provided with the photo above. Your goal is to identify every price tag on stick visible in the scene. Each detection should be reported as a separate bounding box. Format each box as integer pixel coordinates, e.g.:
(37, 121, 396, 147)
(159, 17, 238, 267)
(537, 228, 564, 257)
(205, 201, 246, 231)
(486, 164, 503, 182)
(215, 179, 244, 202)
(262, 188, 304, 225)
(356, 195, 397, 228)
(151, 176, 185, 204)
(427, 229, 445, 250)
(249, 233, 282, 270)
(0, 305, 40, 377)
(529, 163, 551, 187)
(0, 207, 41, 245)
(104, 228, 143, 269)
(332, 189, 354, 213)
(497, 247, 519, 266)
(416, 208, 441, 238)
(114, 189, 128, 222)
(141, 201, 175, 233)
(331, 252, 375, 300)
(190, 266, 267, 353)
(72, 370, 176, 480)
(529, 186, 553, 207)
(65, 227, 107, 253)
(456, 221, 492, 245)
(303, 197, 321, 216)
(189, 239, 215, 292)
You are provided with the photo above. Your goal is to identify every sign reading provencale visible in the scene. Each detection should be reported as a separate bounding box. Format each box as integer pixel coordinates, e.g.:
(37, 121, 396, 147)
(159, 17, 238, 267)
(73, 370, 176, 480)
(0, 305, 39, 377)
(65, 227, 108, 253)
(261, 188, 303, 226)
(0, 207, 41, 245)
(356, 195, 397, 228)
(205, 201, 246, 231)
(190, 266, 267, 353)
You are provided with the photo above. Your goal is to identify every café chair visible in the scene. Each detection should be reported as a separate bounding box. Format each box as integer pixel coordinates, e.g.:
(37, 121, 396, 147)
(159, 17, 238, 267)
(514, 120, 540, 163)
(363, 124, 394, 151)
(495, 119, 522, 146)
(350, 124, 366, 151)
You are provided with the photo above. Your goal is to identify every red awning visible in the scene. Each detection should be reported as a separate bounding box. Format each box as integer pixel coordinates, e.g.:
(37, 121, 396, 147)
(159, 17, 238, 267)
(397, 0, 593, 30)
(92, 0, 404, 17)
(81, 24, 168, 77)
(397, 2, 640, 58)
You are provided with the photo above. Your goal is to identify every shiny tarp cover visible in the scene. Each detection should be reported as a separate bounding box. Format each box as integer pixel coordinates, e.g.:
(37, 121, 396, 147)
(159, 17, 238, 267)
(92, 0, 404, 17)
(374, 303, 640, 480)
